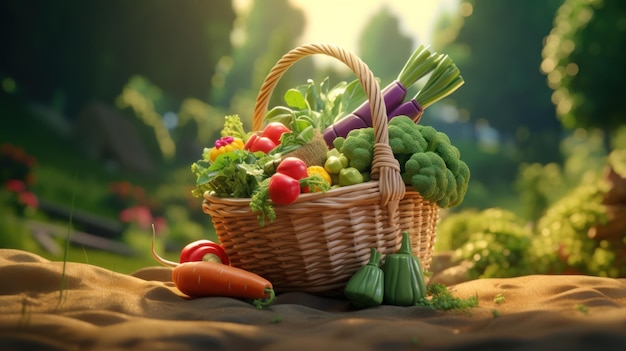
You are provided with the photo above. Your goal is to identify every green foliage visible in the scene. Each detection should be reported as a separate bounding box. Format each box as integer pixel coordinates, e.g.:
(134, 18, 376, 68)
(533, 181, 612, 276)
(608, 148, 626, 178)
(437, 208, 535, 279)
(437, 133, 626, 278)
(439, 0, 563, 164)
(264, 77, 368, 149)
(210, 0, 309, 111)
(358, 6, 414, 85)
(0, 202, 29, 249)
(416, 283, 478, 311)
(190, 149, 267, 198)
(516, 128, 608, 222)
(436, 208, 524, 252)
(0, 0, 235, 116)
(515, 162, 565, 222)
(542, 0, 626, 131)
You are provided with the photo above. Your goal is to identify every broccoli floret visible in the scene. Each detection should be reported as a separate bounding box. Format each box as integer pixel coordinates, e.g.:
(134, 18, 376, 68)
(435, 142, 461, 174)
(416, 125, 450, 152)
(339, 128, 375, 172)
(402, 151, 449, 203)
(437, 168, 457, 208)
(401, 124, 470, 207)
(333, 137, 346, 151)
(448, 159, 470, 208)
(433, 139, 469, 207)
(333, 118, 470, 208)
(388, 116, 428, 155)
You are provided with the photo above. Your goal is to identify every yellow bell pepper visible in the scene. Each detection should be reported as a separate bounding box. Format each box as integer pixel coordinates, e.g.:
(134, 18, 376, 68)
(209, 136, 244, 162)
(306, 165, 332, 192)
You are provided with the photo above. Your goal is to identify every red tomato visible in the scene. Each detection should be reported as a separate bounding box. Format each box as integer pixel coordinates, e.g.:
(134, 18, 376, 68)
(244, 134, 259, 150)
(245, 134, 277, 154)
(261, 122, 291, 145)
(268, 173, 300, 205)
(276, 157, 308, 180)
(251, 137, 277, 153)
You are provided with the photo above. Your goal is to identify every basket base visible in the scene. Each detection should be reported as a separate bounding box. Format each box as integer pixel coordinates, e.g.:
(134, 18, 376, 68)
(203, 186, 439, 295)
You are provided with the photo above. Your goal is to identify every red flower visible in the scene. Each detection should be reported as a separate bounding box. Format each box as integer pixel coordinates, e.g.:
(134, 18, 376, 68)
(119, 206, 153, 230)
(18, 191, 38, 209)
(5, 179, 26, 193)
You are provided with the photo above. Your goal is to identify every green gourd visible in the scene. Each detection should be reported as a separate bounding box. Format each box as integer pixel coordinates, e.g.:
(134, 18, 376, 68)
(344, 247, 384, 308)
(382, 231, 427, 306)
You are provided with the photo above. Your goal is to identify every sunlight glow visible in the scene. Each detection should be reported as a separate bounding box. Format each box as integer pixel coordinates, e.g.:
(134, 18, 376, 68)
(233, 0, 460, 64)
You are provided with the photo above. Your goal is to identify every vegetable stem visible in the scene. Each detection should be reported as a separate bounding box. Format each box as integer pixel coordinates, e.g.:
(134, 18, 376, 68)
(414, 54, 464, 109)
(396, 45, 437, 88)
(253, 288, 276, 309)
(151, 224, 179, 268)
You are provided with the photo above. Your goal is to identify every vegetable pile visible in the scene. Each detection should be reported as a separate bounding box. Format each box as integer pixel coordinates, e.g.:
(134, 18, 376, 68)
(185, 44, 471, 306)
(332, 116, 470, 207)
(191, 45, 470, 223)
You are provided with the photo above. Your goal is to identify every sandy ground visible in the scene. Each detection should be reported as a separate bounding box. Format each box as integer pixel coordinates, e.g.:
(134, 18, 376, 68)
(1, 248, 625, 351)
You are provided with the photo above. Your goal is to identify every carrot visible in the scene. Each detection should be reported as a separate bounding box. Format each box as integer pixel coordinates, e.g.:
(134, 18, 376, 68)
(171, 261, 274, 300)
(151, 225, 275, 308)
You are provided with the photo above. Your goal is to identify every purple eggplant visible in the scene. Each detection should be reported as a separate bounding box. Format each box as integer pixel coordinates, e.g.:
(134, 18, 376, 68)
(321, 46, 465, 148)
(388, 99, 423, 123)
(347, 80, 407, 126)
(322, 45, 438, 147)
(322, 81, 407, 145)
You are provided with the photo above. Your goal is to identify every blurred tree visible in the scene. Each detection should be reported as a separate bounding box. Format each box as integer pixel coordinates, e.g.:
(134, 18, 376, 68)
(358, 6, 414, 85)
(0, 0, 235, 118)
(541, 0, 626, 135)
(435, 0, 564, 165)
(210, 0, 310, 120)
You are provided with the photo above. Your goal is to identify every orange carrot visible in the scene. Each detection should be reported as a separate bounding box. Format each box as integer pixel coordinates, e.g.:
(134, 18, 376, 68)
(151, 225, 275, 308)
(172, 261, 273, 300)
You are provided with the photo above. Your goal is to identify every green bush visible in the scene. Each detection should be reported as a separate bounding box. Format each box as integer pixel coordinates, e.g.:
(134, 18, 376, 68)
(533, 179, 614, 276)
(436, 208, 535, 279)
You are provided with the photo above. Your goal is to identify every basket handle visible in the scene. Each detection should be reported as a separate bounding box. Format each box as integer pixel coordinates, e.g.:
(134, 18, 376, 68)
(252, 43, 405, 214)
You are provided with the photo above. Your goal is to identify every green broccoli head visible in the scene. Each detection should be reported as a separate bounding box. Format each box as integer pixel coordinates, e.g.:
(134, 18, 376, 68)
(437, 168, 458, 208)
(416, 125, 451, 152)
(412, 124, 470, 207)
(435, 142, 461, 174)
(448, 159, 470, 208)
(402, 151, 449, 203)
(333, 136, 345, 151)
(402, 146, 470, 208)
(388, 116, 428, 155)
(340, 127, 375, 172)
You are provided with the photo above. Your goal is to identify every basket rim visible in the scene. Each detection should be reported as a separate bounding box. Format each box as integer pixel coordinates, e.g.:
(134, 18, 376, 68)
(202, 183, 433, 205)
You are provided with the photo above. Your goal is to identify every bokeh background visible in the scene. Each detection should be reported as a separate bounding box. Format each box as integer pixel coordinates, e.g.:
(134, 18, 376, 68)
(1, 0, 625, 279)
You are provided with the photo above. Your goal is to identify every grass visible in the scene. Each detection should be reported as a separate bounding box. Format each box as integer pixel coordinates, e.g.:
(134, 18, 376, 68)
(0, 97, 186, 273)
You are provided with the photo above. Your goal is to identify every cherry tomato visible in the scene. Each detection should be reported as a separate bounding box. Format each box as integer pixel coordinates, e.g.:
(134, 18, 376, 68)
(268, 173, 300, 205)
(244, 134, 259, 150)
(245, 134, 277, 154)
(276, 157, 308, 180)
(180, 240, 230, 265)
(261, 122, 291, 145)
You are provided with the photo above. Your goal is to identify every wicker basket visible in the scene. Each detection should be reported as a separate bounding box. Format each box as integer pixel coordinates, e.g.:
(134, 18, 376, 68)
(202, 43, 439, 295)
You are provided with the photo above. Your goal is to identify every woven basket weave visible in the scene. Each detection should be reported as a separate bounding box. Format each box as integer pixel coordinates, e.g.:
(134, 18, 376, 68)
(202, 43, 439, 294)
